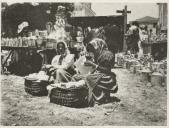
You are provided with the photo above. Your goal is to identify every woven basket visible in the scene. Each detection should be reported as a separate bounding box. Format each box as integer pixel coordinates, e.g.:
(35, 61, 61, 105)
(24, 78, 49, 96)
(50, 86, 88, 108)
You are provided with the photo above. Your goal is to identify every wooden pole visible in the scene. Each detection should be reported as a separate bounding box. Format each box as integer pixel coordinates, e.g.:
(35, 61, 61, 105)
(123, 5, 128, 52)
(117, 5, 131, 52)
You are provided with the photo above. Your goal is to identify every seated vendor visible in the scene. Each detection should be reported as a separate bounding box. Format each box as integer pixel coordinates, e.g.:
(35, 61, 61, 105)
(49, 50, 118, 107)
(80, 38, 118, 106)
(63, 38, 117, 106)
(44, 41, 75, 83)
(86, 50, 118, 106)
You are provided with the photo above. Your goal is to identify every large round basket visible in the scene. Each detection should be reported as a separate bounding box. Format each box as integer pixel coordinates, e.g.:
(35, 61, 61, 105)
(24, 78, 49, 96)
(50, 86, 88, 108)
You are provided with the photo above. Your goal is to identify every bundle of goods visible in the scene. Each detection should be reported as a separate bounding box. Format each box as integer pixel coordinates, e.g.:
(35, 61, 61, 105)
(151, 59, 167, 74)
(116, 53, 124, 66)
(149, 33, 167, 43)
(36, 38, 44, 47)
(134, 64, 144, 75)
(39, 30, 48, 38)
(151, 72, 164, 86)
(160, 59, 167, 74)
(126, 59, 138, 71)
(122, 54, 136, 69)
(22, 37, 30, 47)
(139, 68, 152, 84)
(27, 37, 37, 47)
(151, 62, 164, 72)
(129, 62, 143, 74)
(1, 38, 11, 47)
(1, 37, 37, 48)
(138, 54, 154, 67)
(17, 37, 23, 47)
(47, 80, 88, 108)
(151, 59, 167, 87)
(1, 38, 6, 46)
(156, 33, 167, 42)
(24, 71, 50, 96)
(45, 38, 57, 49)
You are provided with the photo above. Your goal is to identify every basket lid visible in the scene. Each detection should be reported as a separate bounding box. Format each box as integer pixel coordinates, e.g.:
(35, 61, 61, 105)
(141, 68, 151, 73)
(24, 76, 38, 81)
(152, 72, 163, 76)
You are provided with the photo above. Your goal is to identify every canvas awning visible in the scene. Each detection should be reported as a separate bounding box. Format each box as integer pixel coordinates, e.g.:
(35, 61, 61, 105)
(68, 15, 124, 28)
(131, 16, 158, 24)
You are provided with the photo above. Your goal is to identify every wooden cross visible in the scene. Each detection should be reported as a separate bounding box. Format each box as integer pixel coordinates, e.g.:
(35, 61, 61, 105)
(117, 5, 131, 52)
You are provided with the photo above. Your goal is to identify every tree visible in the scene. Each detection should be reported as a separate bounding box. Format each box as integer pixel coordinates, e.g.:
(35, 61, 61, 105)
(2, 2, 74, 37)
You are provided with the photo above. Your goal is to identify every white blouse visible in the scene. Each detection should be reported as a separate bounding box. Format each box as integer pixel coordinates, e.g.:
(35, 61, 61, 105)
(51, 54, 74, 70)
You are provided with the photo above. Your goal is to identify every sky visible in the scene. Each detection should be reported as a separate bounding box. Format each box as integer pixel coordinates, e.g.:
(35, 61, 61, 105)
(91, 3, 159, 23)
(5, 1, 159, 23)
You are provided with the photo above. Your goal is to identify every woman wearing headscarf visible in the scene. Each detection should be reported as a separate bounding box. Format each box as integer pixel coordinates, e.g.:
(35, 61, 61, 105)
(60, 50, 118, 107)
(72, 37, 108, 80)
(83, 29, 97, 46)
(86, 38, 108, 64)
(86, 50, 118, 106)
(44, 41, 76, 83)
(72, 37, 118, 106)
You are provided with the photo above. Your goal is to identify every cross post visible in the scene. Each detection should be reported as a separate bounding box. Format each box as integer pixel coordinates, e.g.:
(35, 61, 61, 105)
(117, 5, 131, 52)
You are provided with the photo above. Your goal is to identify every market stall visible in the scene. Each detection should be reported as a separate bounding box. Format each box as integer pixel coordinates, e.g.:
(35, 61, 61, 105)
(1, 6, 72, 75)
(1, 14, 126, 75)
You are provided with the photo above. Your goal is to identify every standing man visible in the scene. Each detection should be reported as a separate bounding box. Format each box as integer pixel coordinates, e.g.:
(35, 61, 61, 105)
(104, 24, 121, 53)
(104, 24, 121, 67)
(126, 21, 140, 54)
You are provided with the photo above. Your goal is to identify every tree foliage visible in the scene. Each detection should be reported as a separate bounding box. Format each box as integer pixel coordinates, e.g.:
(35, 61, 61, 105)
(2, 2, 74, 37)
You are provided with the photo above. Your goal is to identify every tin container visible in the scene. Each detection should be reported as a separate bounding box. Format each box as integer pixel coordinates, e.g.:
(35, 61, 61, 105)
(130, 65, 136, 73)
(151, 72, 163, 86)
(140, 69, 152, 83)
(117, 56, 124, 66)
(151, 62, 163, 72)
(123, 61, 127, 69)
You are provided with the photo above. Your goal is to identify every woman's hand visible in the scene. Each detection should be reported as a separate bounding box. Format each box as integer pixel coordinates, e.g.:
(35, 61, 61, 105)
(45, 64, 53, 69)
(84, 60, 97, 68)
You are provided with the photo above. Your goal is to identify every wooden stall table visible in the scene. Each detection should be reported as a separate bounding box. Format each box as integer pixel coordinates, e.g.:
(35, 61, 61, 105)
(1, 46, 39, 73)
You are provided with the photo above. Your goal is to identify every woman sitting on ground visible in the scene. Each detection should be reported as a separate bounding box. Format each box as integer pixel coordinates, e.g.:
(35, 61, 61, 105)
(85, 50, 118, 106)
(58, 49, 118, 107)
(61, 38, 118, 106)
(80, 38, 118, 106)
(71, 37, 109, 81)
(43, 41, 76, 83)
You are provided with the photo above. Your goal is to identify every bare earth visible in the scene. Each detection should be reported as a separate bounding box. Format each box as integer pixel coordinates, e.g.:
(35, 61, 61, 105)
(1, 69, 167, 126)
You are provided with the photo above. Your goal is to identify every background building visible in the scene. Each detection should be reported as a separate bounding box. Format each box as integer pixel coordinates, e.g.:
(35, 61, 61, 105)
(72, 3, 96, 17)
(157, 3, 167, 32)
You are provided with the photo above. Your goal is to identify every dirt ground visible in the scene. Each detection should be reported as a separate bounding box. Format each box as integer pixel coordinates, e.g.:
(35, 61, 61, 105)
(1, 68, 167, 126)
